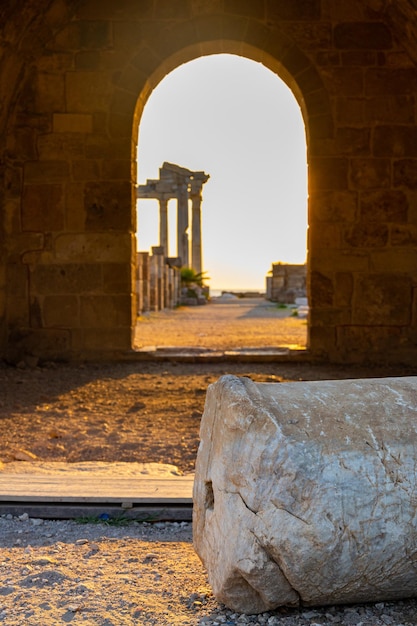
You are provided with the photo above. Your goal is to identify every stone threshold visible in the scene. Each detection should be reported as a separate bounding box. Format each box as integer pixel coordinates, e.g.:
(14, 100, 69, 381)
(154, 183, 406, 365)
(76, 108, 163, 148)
(132, 346, 310, 363)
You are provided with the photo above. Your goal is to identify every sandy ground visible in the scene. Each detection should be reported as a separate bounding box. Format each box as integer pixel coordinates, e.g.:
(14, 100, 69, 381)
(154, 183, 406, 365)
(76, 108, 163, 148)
(134, 297, 307, 351)
(0, 300, 416, 624)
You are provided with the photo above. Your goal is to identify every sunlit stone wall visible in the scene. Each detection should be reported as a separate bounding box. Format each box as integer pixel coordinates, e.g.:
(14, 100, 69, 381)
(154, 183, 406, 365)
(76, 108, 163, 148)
(0, 0, 416, 363)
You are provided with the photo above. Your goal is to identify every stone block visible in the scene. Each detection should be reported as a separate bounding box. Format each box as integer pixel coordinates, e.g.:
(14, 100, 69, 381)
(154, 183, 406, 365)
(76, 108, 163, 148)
(393, 159, 417, 190)
(309, 271, 333, 307)
(72, 160, 100, 181)
(9, 233, 44, 257)
(321, 67, 363, 96)
(84, 181, 132, 230)
(6, 264, 28, 297)
(360, 190, 408, 222)
(17, 329, 71, 359)
(391, 225, 417, 246)
(101, 160, 131, 180)
(285, 22, 332, 48)
(75, 0, 152, 20)
(306, 114, 334, 144)
(310, 190, 357, 223)
(281, 45, 311, 76)
(266, 0, 320, 20)
(54, 233, 132, 263)
(302, 88, 332, 118)
(75, 51, 101, 71)
(341, 50, 376, 66)
(309, 158, 348, 191)
(369, 248, 417, 273)
(334, 271, 353, 307)
(327, 0, 381, 20)
(65, 72, 112, 113)
(43, 295, 79, 328)
(53, 113, 93, 134)
(373, 125, 417, 157)
(131, 47, 162, 77)
(7, 296, 30, 327)
(113, 22, 145, 49)
(224, 0, 264, 18)
(114, 64, 147, 94)
(80, 295, 131, 328)
(8, 127, 38, 161)
(310, 250, 368, 273)
(155, 0, 190, 19)
(78, 20, 112, 49)
(365, 68, 417, 97)
(336, 97, 364, 125)
(110, 89, 137, 116)
(308, 223, 341, 249)
(308, 324, 336, 356)
(80, 327, 132, 351)
(103, 264, 131, 294)
(334, 22, 392, 49)
(365, 96, 415, 124)
(32, 264, 101, 295)
(353, 274, 412, 325)
(350, 158, 390, 189)
(194, 375, 417, 613)
(108, 113, 132, 138)
(336, 325, 403, 359)
(35, 72, 65, 112)
(24, 161, 69, 183)
(309, 307, 351, 327)
(22, 184, 65, 231)
(65, 183, 86, 230)
(335, 127, 370, 155)
(344, 223, 389, 248)
(37, 134, 85, 160)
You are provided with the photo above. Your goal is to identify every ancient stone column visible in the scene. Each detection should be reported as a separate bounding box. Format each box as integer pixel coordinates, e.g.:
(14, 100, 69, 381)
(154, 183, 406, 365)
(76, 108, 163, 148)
(137, 251, 150, 314)
(194, 375, 417, 614)
(151, 246, 165, 311)
(190, 172, 209, 275)
(159, 197, 169, 256)
(176, 179, 190, 267)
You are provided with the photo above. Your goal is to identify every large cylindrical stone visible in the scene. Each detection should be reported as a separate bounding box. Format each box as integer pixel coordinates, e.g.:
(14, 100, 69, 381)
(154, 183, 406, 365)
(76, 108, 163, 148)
(193, 375, 417, 614)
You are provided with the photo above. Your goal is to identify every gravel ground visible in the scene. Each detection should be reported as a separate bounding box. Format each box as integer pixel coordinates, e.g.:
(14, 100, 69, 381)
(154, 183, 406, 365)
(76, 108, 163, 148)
(1, 301, 416, 623)
(1, 514, 417, 626)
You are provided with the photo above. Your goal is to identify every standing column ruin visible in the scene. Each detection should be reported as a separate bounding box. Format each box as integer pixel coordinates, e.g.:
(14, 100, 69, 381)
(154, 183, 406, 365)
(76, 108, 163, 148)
(190, 172, 210, 275)
(158, 198, 169, 256)
(137, 162, 209, 273)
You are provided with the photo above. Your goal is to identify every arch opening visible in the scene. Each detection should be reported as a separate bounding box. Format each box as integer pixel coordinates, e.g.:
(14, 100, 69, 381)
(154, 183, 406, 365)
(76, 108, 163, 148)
(134, 53, 308, 353)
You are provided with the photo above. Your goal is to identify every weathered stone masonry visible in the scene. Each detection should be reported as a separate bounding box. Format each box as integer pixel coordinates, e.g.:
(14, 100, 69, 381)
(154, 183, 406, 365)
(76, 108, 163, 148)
(1, 1, 417, 363)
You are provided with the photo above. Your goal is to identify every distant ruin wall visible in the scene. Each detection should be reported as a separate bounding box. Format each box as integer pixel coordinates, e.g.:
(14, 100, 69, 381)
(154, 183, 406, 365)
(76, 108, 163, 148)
(266, 264, 307, 304)
(136, 250, 180, 315)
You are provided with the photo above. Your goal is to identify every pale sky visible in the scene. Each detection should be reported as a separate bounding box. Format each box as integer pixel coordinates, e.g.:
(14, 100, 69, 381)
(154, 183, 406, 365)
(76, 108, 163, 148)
(136, 54, 308, 292)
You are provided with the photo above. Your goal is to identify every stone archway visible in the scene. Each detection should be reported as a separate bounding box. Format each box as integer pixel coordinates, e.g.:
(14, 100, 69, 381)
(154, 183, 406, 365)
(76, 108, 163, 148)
(2, 3, 417, 364)
(130, 24, 329, 352)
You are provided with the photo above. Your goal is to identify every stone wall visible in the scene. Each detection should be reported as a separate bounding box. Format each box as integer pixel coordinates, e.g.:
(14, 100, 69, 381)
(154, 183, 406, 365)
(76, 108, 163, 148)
(0, 1, 417, 363)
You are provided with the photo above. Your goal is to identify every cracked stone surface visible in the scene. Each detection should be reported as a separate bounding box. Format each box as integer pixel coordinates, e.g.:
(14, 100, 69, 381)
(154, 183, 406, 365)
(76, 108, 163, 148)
(193, 375, 417, 614)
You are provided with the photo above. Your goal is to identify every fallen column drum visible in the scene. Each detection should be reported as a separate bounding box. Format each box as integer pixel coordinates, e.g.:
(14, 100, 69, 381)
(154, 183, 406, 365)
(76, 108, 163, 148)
(193, 375, 417, 614)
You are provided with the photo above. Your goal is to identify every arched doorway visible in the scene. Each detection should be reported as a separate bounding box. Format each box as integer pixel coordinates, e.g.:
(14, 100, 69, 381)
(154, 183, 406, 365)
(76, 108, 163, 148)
(134, 52, 309, 353)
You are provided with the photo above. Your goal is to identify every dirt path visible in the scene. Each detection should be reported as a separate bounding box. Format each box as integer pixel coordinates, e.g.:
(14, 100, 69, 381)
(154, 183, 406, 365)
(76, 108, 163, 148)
(0, 308, 415, 625)
(134, 297, 307, 350)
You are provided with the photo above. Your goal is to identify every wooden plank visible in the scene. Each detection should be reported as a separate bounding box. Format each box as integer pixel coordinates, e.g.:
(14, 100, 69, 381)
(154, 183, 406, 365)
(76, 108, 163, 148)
(0, 502, 192, 522)
(0, 474, 194, 504)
